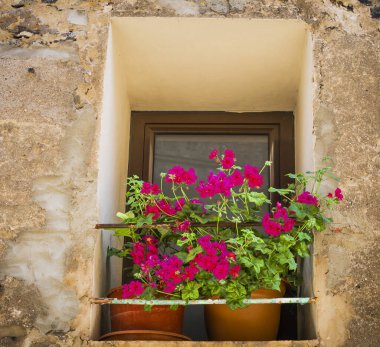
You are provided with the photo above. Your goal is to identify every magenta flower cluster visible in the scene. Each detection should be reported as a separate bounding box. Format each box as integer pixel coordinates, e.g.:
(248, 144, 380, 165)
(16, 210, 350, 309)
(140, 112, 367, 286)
(165, 166, 197, 185)
(197, 171, 236, 198)
(296, 191, 319, 206)
(122, 280, 145, 298)
(262, 202, 295, 237)
(196, 150, 263, 198)
(140, 182, 161, 195)
(123, 235, 201, 297)
(328, 188, 344, 200)
(122, 233, 242, 298)
(244, 165, 264, 188)
(194, 235, 240, 280)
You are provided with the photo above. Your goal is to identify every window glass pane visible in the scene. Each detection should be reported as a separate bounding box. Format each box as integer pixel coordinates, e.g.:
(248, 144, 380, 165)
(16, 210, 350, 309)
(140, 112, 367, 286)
(153, 134, 269, 197)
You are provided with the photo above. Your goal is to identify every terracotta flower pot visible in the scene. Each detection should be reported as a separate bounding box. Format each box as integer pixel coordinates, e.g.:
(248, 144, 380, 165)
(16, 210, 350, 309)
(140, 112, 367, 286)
(99, 330, 191, 341)
(204, 282, 286, 341)
(107, 286, 185, 334)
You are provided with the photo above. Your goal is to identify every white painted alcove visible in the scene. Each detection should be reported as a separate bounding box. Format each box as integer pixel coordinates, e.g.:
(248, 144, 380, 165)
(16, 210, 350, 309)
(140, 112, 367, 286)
(93, 17, 314, 340)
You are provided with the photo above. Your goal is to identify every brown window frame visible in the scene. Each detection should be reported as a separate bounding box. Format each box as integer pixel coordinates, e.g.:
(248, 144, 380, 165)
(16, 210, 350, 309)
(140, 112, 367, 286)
(128, 111, 295, 189)
(125, 111, 297, 338)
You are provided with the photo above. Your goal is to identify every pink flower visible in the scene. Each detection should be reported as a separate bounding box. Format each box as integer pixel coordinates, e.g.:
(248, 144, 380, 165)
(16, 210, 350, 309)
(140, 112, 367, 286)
(145, 205, 161, 220)
(224, 149, 236, 159)
(262, 203, 295, 236)
(163, 281, 176, 293)
(334, 188, 344, 201)
(140, 182, 161, 195)
(327, 192, 333, 198)
(175, 198, 186, 211)
(157, 200, 176, 215)
(198, 235, 211, 248)
(147, 244, 159, 256)
(230, 264, 241, 278)
(141, 181, 151, 194)
(212, 260, 230, 280)
(180, 167, 197, 185)
(194, 254, 218, 271)
(297, 191, 318, 206)
(209, 149, 218, 160)
(143, 236, 158, 245)
(283, 218, 295, 232)
(262, 213, 282, 236)
(213, 240, 228, 255)
(221, 156, 234, 169)
(122, 280, 145, 298)
(244, 165, 263, 188)
(165, 166, 197, 185)
(177, 220, 191, 233)
(130, 242, 146, 265)
(145, 254, 160, 268)
(165, 166, 185, 183)
(150, 183, 161, 195)
(273, 202, 288, 219)
(229, 169, 244, 187)
(197, 171, 234, 198)
(196, 180, 216, 198)
(182, 262, 199, 281)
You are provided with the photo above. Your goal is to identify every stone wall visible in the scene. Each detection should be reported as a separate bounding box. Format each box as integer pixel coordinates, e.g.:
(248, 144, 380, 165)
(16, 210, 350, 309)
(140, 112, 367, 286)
(0, 1, 379, 346)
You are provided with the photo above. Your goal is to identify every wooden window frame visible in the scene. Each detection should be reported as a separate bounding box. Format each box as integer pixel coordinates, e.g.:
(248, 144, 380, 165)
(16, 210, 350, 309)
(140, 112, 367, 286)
(128, 111, 295, 190)
(125, 112, 296, 334)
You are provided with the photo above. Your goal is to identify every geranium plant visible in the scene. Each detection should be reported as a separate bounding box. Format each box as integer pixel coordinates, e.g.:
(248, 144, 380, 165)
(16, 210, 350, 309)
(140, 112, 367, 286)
(109, 149, 343, 309)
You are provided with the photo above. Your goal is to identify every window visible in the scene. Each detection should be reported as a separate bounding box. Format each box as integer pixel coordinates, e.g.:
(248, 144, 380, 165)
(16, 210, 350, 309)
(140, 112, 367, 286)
(125, 111, 296, 340)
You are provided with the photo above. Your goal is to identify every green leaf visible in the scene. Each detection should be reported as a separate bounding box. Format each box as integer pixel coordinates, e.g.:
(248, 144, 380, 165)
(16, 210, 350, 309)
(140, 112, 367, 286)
(136, 214, 153, 228)
(268, 187, 295, 196)
(306, 218, 317, 229)
(241, 229, 265, 243)
(208, 281, 222, 296)
(111, 228, 136, 238)
(186, 246, 203, 262)
(174, 252, 188, 262)
(288, 257, 297, 270)
(107, 246, 123, 257)
(289, 203, 307, 220)
(225, 282, 247, 308)
(182, 282, 200, 300)
(240, 256, 254, 268)
(298, 231, 312, 241)
(253, 259, 265, 273)
(247, 192, 270, 207)
(117, 211, 135, 221)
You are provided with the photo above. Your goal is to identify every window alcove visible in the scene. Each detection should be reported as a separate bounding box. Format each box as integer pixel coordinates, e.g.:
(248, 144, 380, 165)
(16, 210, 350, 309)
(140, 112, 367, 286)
(95, 17, 315, 342)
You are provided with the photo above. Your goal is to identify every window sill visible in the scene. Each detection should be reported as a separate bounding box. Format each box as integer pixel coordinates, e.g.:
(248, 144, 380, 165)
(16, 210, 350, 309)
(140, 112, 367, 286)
(90, 340, 319, 346)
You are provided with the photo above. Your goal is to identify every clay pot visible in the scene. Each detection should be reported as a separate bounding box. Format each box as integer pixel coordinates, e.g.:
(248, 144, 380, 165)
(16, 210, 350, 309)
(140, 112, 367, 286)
(108, 286, 185, 334)
(99, 330, 191, 341)
(204, 282, 286, 341)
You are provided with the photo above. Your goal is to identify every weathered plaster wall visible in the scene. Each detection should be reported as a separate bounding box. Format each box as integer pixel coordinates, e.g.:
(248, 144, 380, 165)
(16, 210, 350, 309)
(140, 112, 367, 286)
(0, 1, 379, 347)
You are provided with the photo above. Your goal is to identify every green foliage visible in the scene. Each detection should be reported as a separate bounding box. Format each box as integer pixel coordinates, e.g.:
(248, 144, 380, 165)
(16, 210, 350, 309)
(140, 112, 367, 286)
(182, 282, 200, 300)
(246, 192, 271, 206)
(107, 158, 342, 309)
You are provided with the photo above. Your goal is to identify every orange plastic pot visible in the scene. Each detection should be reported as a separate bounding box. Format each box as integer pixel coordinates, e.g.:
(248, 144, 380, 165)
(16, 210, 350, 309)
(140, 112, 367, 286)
(108, 286, 184, 334)
(204, 282, 286, 341)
